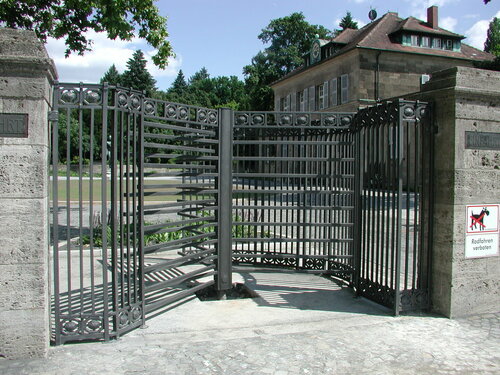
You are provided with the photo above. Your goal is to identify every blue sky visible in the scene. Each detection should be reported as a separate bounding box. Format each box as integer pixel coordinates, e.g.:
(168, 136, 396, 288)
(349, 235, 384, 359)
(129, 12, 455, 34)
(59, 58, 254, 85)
(45, 0, 500, 91)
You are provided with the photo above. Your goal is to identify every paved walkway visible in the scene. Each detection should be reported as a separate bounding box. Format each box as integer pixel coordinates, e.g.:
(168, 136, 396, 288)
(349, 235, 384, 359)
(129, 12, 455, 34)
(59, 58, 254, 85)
(1, 271, 499, 375)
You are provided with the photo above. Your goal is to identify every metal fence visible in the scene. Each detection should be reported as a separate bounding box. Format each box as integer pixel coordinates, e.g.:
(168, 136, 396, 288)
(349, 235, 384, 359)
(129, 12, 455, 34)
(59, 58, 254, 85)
(50, 82, 433, 344)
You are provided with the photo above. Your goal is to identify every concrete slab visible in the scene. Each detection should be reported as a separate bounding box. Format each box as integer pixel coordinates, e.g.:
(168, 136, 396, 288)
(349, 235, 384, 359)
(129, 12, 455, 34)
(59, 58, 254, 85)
(1, 270, 499, 374)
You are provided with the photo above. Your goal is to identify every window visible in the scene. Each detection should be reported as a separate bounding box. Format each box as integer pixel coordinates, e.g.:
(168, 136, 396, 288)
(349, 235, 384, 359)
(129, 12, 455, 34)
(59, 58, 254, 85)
(433, 38, 442, 49)
(279, 97, 285, 111)
(445, 40, 453, 51)
(421, 36, 430, 48)
(297, 91, 305, 111)
(331, 78, 338, 107)
(411, 35, 419, 46)
(316, 84, 325, 110)
(341, 74, 349, 104)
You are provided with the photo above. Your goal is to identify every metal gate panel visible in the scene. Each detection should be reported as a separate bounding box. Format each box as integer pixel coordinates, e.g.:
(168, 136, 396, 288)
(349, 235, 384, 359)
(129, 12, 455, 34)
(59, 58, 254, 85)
(139, 100, 221, 314)
(231, 111, 357, 283)
(50, 83, 144, 344)
(354, 100, 433, 314)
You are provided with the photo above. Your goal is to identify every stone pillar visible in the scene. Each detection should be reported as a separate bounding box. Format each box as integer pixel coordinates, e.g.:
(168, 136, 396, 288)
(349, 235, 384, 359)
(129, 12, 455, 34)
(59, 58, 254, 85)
(0, 29, 57, 359)
(412, 67, 500, 317)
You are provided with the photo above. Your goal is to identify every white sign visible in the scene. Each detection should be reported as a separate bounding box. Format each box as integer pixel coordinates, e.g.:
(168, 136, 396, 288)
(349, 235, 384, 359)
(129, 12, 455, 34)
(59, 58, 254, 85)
(465, 204, 499, 259)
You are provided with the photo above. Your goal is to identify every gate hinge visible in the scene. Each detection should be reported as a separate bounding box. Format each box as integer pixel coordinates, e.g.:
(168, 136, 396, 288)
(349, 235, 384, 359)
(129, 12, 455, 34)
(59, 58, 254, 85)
(48, 110, 59, 122)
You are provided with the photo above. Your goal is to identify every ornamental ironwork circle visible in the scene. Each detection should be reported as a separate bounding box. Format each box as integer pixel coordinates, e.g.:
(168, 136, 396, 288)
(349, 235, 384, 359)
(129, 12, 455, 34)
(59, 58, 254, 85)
(60, 89, 78, 104)
(131, 307, 142, 322)
(208, 111, 217, 124)
(166, 105, 177, 118)
(62, 319, 79, 335)
(280, 115, 292, 125)
(83, 89, 101, 104)
(324, 116, 335, 125)
(130, 95, 141, 110)
(85, 319, 102, 332)
(144, 101, 155, 115)
(179, 107, 188, 119)
(236, 114, 247, 125)
(341, 116, 352, 126)
(403, 106, 415, 118)
(118, 311, 129, 327)
(198, 110, 207, 122)
(252, 114, 264, 125)
(117, 92, 128, 107)
(296, 115, 308, 125)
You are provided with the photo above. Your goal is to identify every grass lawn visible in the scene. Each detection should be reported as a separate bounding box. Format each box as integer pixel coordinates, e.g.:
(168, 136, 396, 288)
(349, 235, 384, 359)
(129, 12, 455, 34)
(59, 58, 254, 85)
(51, 178, 178, 202)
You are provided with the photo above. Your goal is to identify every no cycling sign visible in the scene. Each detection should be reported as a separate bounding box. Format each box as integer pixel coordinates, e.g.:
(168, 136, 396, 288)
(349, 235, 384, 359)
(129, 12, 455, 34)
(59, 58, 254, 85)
(465, 204, 499, 259)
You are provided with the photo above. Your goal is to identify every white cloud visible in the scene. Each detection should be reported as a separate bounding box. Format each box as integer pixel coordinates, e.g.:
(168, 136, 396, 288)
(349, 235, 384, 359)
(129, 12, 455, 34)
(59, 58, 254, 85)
(441, 16, 457, 32)
(45, 31, 181, 83)
(465, 10, 500, 50)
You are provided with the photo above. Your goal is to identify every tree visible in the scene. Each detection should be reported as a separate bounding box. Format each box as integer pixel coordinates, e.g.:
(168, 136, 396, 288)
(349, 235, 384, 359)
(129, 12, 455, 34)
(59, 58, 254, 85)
(244, 12, 332, 110)
(121, 50, 156, 96)
(100, 64, 122, 86)
(0, 0, 172, 68)
(169, 70, 188, 96)
(339, 12, 359, 31)
(484, 17, 500, 57)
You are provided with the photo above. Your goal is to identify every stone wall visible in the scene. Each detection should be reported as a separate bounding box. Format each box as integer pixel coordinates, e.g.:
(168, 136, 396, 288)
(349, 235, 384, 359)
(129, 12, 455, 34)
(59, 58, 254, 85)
(411, 67, 500, 317)
(0, 29, 57, 359)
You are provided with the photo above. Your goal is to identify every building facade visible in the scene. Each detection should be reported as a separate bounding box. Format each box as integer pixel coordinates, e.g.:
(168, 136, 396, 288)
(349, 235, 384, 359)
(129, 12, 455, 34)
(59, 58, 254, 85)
(271, 6, 494, 112)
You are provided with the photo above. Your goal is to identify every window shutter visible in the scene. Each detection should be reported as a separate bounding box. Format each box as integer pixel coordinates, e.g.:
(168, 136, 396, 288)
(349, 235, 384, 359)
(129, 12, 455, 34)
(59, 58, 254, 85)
(331, 78, 338, 107)
(323, 81, 329, 109)
(291, 92, 296, 111)
(302, 89, 308, 111)
(308, 86, 315, 111)
(275, 96, 280, 111)
(341, 74, 349, 104)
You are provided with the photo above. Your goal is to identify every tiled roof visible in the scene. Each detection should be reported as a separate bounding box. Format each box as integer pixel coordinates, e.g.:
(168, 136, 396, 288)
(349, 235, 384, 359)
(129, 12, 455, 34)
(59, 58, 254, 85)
(272, 11, 494, 86)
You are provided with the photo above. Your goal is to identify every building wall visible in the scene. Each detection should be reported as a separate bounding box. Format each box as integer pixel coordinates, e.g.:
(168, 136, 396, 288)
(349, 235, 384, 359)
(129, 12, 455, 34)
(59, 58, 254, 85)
(0, 29, 57, 359)
(273, 48, 477, 113)
(410, 67, 500, 317)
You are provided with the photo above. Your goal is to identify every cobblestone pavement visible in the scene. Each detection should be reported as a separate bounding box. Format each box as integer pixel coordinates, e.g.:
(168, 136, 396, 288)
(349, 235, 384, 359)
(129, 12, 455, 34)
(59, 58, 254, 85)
(1, 272, 499, 375)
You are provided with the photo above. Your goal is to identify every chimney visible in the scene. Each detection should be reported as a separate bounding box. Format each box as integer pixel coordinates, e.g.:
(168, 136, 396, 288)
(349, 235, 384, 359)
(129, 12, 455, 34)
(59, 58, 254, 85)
(427, 6, 438, 29)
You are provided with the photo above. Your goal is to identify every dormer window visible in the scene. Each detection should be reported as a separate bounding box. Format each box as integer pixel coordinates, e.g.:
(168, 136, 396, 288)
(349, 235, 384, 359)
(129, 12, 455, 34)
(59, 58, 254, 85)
(444, 39, 453, 51)
(411, 35, 419, 46)
(421, 36, 430, 48)
(433, 38, 442, 49)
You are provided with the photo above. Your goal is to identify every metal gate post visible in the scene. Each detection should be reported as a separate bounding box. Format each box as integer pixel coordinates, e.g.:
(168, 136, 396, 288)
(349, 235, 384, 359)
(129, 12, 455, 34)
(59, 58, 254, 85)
(353, 125, 363, 294)
(216, 108, 233, 291)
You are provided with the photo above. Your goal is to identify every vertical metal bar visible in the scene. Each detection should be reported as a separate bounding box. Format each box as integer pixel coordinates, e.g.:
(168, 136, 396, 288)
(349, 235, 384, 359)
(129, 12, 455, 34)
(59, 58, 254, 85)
(110, 94, 119, 335)
(78, 101, 84, 316)
(51, 86, 61, 345)
(394, 102, 404, 316)
(101, 83, 110, 340)
(216, 108, 233, 291)
(138, 98, 146, 327)
(353, 124, 363, 293)
(89, 108, 96, 314)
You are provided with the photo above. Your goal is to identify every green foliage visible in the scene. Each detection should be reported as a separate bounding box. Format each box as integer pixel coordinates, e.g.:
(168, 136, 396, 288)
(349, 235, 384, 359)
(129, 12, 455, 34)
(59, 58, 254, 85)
(0, 0, 173, 68)
(121, 50, 157, 96)
(57, 112, 91, 163)
(100, 64, 122, 86)
(243, 12, 332, 110)
(339, 12, 359, 32)
(485, 17, 500, 57)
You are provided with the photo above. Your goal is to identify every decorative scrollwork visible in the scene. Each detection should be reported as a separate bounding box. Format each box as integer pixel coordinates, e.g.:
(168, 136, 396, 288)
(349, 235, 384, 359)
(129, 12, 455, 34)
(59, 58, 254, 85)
(118, 311, 129, 328)
(61, 319, 80, 335)
(144, 100, 156, 115)
(84, 318, 103, 333)
(252, 114, 264, 125)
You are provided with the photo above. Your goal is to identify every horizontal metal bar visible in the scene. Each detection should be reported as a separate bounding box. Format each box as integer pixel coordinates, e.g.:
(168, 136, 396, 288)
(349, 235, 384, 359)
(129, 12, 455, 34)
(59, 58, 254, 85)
(234, 253, 353, 259)
(144, 163, 216, 170)
(233, 238, 353, 243)
(233, 222, 353, 227)
(233, 157, 355, 162)
(144, 142, 215, 154)
(145, 266, 216, 292)
(143, 200, 216, 210)
(233, 140, 353, 145)
(145, 280, 215, 314)
(144, 216, 216, 234)
(143, 132, 217, 144)
(233, 189, 354, 194)
(232, 265, 354, 275)
(232, 205, 354, 210)
(144, 233, 217, 253)
(146, 154, 218, 161)
(234, 173, 354, 179)
(143, 121, 216, 136)
(144, 248, 216, 274)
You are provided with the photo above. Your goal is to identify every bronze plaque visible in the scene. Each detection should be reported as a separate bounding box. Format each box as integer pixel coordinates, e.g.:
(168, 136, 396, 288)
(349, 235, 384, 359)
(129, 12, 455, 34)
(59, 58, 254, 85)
(465, 131, 500, 151)
(0, 113, 28, 138)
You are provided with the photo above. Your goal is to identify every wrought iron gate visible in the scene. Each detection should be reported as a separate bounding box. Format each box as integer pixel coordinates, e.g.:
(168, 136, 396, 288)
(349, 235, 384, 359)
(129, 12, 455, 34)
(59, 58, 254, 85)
(50, 82, 433, 344)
